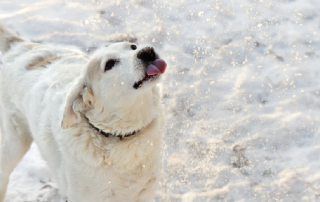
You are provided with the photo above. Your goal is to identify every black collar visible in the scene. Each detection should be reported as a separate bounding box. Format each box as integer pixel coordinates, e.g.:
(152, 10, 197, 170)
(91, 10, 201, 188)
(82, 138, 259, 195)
(86, 117, 139, 140)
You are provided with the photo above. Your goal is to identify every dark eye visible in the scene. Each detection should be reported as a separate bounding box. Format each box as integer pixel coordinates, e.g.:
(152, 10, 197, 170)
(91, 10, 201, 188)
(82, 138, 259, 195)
(131, 45, 137, 50)
(105, 59, 116, 71)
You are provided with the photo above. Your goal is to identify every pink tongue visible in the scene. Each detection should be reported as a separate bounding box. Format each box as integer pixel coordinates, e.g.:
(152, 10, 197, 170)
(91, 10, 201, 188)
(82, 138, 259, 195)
(146, 59, 167, 75)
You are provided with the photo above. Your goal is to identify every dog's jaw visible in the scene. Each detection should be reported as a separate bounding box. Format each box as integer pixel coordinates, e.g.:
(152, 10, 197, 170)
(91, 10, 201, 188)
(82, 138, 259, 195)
(133, 74, 160, 89)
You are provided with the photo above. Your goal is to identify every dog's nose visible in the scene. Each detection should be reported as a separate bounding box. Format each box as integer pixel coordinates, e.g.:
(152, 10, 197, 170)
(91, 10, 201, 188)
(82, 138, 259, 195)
(137, 47, 156, 62)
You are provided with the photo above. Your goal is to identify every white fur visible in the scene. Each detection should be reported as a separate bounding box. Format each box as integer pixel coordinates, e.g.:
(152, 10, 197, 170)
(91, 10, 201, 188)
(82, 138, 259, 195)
(0, 22, 164, 202)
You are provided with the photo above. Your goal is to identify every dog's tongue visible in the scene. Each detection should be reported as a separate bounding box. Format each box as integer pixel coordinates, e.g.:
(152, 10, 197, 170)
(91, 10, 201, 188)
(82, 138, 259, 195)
(146, 59, 167, 75)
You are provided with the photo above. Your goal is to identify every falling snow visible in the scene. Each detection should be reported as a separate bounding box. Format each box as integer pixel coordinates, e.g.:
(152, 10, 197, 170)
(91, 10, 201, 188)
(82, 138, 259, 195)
(1, 0, 320, 201)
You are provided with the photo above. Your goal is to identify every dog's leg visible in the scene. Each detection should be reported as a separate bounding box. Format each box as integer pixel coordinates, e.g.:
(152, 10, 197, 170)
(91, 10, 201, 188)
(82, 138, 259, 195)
(0, 116, 33, 202)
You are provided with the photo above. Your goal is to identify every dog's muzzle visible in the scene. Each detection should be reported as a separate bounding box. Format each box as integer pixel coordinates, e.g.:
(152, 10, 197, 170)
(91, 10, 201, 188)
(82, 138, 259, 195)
(133, 47, 167, 89)
(137, 47, 167, 76)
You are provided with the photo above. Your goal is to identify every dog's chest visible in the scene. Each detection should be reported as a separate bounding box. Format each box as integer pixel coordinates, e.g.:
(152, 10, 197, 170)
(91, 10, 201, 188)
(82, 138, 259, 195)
(60, 125, 162, 200)
(66, 159, 159, 202)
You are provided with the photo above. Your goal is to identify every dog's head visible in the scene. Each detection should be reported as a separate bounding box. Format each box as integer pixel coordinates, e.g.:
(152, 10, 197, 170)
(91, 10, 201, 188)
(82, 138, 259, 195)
(61, 42, 166, 132)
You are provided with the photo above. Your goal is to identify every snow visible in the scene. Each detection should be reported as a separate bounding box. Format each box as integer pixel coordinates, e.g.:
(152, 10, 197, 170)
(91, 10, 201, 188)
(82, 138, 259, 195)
(1, 0, 320, 201)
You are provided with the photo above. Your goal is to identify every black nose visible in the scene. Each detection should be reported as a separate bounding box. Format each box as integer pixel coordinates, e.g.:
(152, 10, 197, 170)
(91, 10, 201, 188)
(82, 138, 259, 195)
(137, 47, 156, 62)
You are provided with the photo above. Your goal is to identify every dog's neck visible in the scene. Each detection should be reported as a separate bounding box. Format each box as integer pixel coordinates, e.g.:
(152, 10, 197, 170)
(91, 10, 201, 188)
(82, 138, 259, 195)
(85, 116, 140, 140)
(83, 86, 160, 136)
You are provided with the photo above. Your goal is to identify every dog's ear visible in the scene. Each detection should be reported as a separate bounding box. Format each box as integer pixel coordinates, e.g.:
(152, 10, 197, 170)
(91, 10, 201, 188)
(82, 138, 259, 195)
(61, 77, 94, 129)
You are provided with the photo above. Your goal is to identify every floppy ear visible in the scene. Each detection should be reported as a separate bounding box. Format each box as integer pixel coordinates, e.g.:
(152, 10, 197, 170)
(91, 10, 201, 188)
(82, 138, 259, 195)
(61, 77, 94, 129)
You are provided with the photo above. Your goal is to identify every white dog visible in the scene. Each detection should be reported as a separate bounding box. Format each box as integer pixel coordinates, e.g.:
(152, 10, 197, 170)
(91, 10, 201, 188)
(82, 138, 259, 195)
(0, 21, 166, 202)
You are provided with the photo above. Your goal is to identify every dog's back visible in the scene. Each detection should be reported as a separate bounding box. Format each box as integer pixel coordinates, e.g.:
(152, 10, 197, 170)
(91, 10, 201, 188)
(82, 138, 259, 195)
(0, 21, 23, 54)
(0, 22, 88, 202)
(0, 21, 29, 202)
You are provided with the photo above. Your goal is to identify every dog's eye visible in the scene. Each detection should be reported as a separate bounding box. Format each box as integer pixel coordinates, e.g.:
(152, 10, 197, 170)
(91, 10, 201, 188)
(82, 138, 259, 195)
(105, 59, 116, 71)
(131, 45, 137, 50)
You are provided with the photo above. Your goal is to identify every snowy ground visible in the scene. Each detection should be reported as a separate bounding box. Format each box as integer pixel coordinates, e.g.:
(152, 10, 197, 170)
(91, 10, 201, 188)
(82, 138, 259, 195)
(1, 0, 320, 201)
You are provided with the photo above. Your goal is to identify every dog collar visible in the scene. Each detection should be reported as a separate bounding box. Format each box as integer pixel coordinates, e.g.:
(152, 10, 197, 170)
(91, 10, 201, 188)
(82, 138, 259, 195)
(86, 117, 139, 140)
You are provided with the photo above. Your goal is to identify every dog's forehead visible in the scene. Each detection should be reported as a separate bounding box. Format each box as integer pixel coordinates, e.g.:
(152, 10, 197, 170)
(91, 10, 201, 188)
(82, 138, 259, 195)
(106, 42, 131, 52)
(95, 42, 133, 59)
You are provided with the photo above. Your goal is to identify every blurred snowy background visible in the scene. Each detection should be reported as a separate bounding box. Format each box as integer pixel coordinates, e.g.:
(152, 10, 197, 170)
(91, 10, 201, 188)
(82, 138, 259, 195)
(1, 0, 320, 201)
